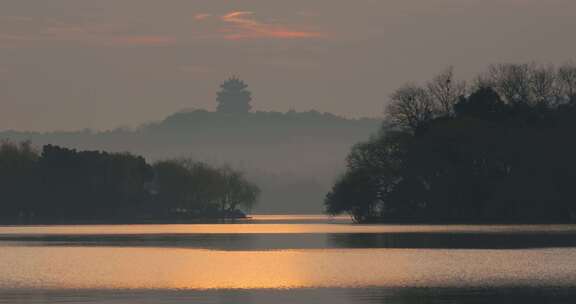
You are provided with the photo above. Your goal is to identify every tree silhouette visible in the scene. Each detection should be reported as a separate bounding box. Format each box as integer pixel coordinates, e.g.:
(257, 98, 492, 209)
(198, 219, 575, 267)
(326, 62, 576, 223)
(558, 62, 576, 104)
(0, 142, 260, 223)
(454, 86, 508, 120)
(386, 84, 434, 132)
(216, 77, 252, 113)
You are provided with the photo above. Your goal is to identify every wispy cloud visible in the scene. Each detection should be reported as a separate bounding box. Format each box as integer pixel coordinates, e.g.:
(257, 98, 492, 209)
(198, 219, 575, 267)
(194, 13, 212, 21)
(0, 11, 323, 48)
(220, 11, 322, 40)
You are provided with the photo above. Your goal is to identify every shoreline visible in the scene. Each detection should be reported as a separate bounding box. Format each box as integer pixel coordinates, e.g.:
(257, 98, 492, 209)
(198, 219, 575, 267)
(0, 216, 252, 226)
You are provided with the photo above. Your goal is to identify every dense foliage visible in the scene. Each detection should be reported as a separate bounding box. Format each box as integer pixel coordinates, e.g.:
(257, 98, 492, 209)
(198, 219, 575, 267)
(0, 143, 260, 223)
(326, 63, 576, 223)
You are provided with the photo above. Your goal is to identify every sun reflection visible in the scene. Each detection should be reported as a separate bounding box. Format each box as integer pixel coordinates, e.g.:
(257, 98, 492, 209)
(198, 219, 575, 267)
(2, 221, 576, 235)
(3, 246, 576, 290)
(0, 247, 414, 290)
(3, 218, 576, 291)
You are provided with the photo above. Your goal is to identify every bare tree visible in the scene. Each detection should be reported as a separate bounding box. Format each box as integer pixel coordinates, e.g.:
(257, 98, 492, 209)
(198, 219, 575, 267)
(427, 67, 467, 116)
(386, 84, 434, 132)
(530, 64, 558, 106)
(558, 62, 576, 104)
(486, 63, 533, 104)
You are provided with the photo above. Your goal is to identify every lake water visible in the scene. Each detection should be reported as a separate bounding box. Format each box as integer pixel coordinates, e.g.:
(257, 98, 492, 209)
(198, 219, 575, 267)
(1, 215, 576, 303)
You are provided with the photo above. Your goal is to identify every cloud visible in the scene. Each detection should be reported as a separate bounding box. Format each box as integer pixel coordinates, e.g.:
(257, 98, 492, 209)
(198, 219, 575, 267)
(194, 13, 212, 21)
(0, 12, 323, 47)
(220, 11, 322, 40)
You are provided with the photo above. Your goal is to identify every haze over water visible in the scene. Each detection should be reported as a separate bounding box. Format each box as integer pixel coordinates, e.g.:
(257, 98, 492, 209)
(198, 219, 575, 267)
(2, 215, 576, 303)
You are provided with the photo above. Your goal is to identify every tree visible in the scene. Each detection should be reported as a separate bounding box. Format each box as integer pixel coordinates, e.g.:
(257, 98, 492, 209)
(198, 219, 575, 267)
(481, 63, 566, 107)
(216, 77, 252, 113)
(152, 159, 260, 218)
(454, 87, 508, 120)
(0, 141, 259, 223)
(186, 161, 223, 211)
(0, 141, 39, 219)
(153, 160, 192, 213)
(427, 67, 467, 116)
(328, 62, 576, 223)
(325, 169, 379, 223)
(530, 64, 558, 106)
(386, 84, 435, 132)
(558, 62, 576, 104)
(325, 130, 411, 222)
(485, 63, 533, 105)
(215, 166, 261, 214)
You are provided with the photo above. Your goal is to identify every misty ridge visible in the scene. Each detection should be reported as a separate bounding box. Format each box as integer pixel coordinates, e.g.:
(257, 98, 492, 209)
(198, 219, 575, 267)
(1, 77, 381, 214)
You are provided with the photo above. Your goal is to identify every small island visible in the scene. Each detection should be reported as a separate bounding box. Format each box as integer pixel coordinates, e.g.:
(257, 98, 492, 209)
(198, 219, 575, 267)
(326, 63, 576, 224)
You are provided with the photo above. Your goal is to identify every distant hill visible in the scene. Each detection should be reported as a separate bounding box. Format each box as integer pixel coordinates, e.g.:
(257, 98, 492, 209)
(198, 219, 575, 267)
(1, 110, 382, 213)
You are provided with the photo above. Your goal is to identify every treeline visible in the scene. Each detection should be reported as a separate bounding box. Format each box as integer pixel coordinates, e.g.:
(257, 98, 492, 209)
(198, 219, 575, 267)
(326, 62, 576, 223)
(144, 109, 380, 143)
(0, 142, 260, 223)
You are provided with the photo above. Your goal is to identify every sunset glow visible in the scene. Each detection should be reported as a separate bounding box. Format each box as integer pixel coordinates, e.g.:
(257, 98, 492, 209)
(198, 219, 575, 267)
(2, 1, 576, 303)
(220, 11, 322, 40)
(3, 246, 576, 290)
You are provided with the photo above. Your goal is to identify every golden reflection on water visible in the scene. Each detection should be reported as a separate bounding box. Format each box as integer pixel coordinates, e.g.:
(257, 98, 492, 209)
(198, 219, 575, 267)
(2, 246, 576, 290)
(3, 217, 576, 291)
(2, 221, 576, 236)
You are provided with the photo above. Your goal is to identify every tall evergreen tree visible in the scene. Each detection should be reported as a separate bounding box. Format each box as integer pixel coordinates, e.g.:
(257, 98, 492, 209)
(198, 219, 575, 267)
(216, 77, 252, 113)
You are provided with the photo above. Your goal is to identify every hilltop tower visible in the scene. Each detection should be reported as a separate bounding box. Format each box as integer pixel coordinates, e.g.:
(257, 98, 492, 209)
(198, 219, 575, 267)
(216, 77, 252, 113)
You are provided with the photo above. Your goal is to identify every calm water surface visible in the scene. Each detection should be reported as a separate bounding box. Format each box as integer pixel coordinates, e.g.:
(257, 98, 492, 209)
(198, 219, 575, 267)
(1, 215, 576, 303)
